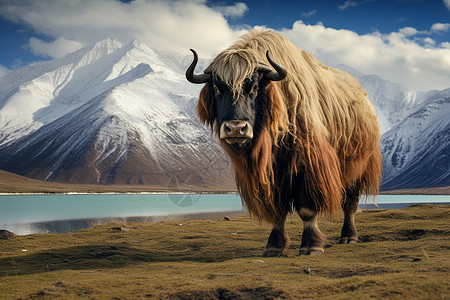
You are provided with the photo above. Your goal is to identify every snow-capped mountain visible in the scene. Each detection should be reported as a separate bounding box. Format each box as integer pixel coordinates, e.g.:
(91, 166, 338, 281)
(337, 64, 427, 134)
(338, 65, 449, 190)
(380, 95, 450, 190)
(0, 38, 233, 189)
(0, 38, 448, 190)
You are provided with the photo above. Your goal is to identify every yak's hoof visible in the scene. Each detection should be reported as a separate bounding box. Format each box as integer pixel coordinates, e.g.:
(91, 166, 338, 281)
(339, 238, 358, 244)
(299, 247, 324, 255)
(262, 247, 287, 257)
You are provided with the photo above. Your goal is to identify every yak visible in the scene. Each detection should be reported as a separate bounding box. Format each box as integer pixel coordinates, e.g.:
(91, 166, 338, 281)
(186, 29, 382, 256)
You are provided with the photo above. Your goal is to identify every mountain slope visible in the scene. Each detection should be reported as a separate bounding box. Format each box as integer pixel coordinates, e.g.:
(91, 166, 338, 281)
(381, 96, 450, 190)
(0, 39, 234, 190)
(337, 64, 425, 134)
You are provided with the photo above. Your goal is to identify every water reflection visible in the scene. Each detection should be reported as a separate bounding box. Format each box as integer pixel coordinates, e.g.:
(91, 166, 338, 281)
(2, 211, 244, 235)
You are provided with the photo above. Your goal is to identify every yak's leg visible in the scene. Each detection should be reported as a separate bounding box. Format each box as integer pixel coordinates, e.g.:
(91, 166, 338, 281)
(339, 187, 360, 244)
(263, 214, 291, 257)
(298, 208, 325, 255)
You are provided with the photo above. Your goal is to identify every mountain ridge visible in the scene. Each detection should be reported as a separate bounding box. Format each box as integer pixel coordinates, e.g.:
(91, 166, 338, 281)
(0, 38, 449, 191)
(381, 96, 450, 190)
(0, 38, 234, 190)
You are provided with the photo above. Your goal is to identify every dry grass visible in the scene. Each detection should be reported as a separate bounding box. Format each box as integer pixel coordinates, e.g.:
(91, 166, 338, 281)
(0, 204, 449, 299)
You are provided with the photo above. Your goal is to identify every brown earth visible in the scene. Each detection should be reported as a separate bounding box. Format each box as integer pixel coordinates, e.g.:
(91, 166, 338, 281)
(0, 169, 236, 193)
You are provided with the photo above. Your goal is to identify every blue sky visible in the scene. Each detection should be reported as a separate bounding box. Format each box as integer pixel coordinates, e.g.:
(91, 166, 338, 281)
(0, 0, 449, 91)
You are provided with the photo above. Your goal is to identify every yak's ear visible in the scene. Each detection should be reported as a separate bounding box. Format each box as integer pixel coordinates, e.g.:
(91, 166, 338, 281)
(197, 82, 216, 129)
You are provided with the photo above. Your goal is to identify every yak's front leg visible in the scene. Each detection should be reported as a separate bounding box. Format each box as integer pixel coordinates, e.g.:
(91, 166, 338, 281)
(262, 214, 291, 257)
(298, 207, 325, 255)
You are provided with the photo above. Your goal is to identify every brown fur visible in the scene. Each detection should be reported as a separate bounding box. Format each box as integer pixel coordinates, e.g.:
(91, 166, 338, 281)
(196, 29, 382, 223)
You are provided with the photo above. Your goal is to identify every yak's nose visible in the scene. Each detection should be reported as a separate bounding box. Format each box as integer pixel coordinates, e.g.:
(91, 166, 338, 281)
(219, 120, 253, 142)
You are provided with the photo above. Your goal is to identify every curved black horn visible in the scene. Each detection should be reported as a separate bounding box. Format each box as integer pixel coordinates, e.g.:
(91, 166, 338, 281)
(185, 49, 212, 84)
(259, 51, 287, 81)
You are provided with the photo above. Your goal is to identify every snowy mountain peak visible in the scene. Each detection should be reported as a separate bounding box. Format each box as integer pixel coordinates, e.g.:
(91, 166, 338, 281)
(334, 64, 435, 134)
(381, 96, 450, 189)
(92, 37, 123, 52)
(0, 38, 231, 189)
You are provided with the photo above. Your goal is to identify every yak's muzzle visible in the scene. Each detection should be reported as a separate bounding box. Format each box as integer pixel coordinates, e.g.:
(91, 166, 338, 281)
(219, 120, 253, 145)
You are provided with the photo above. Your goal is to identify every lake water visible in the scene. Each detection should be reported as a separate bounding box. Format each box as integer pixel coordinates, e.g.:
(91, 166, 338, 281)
(0, 193, 448, 235)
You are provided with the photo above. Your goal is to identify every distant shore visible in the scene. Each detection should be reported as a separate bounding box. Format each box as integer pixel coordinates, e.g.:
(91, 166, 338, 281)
(1, 169, 449, 195)
(2, 187, 449, 196)
(379, 186, 450, 195)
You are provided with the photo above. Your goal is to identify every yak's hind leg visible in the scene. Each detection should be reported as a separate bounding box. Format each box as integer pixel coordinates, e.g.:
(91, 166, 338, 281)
(263, 214, 291, 257)
(339, 186, 361, 244)
(298, 208, 325, 255)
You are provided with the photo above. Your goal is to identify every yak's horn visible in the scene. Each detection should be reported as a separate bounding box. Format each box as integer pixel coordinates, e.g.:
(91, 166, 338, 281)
(258, 51, 287, 81)
(185, 49, 212, 84)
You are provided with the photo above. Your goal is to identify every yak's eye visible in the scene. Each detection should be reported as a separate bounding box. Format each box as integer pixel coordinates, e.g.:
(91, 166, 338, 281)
(213, 84, 221, 95)
(251, 85, 259, 96)
(247, 82, 259, 98)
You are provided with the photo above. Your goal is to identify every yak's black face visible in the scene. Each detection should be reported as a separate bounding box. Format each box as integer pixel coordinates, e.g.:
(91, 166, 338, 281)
(212, 72, 265, 152)
(186, 49, 287, 153)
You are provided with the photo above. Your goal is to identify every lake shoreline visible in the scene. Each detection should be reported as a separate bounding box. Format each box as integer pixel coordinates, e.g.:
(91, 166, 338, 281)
(2, 210, 246, 236)
(3, 200, 449, 236)
(2, 187, 450, 196)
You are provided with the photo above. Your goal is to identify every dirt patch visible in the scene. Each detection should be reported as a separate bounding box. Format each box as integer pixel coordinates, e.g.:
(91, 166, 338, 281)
(359, 228, 448, 242)
(395, 229, 448, 241)
(23, 282, 94, 299)
(316, 266, 395, 279)
(167, 287, 289, 299)
(396, 229, 427, 241)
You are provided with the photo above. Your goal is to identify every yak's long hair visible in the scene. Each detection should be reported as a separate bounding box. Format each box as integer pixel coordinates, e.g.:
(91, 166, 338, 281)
(197, 29, 382, 223)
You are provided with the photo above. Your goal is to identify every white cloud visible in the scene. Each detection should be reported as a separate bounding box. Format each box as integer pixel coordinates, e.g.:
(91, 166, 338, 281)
(338, 0, 374, 11)
(301, 10, 317, 18)
(399, 27, 419, 37)
(29, 37, 83, 58)
(0, 64, 9, 75)
(0, 0, 247, 58)
(212, 2, 248, 18)
(11, 59, 23, 69)
(0, 0, 449, 91)
(281, 21, 450, 91)
(338, 1, 359, 10)
(431, 23, 450, 33)
(444, 0, 450, 10)
(423, 37, 436, 46)
(441, 41, 450, 49)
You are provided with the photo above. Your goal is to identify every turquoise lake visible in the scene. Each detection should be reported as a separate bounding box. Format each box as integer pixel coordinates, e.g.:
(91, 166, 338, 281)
(0, 193, 448, 235)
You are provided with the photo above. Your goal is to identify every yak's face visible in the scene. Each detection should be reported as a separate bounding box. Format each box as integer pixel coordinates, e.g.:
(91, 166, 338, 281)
(186, 49, 287, 153)
(213, 73, 263, 152)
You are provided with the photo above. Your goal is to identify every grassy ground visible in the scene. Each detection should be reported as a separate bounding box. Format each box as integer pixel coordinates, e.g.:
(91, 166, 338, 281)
(0, 204, 448, 299)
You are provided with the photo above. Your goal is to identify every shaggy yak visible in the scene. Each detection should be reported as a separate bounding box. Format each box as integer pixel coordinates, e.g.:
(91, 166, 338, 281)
(186, 29, 382, 256)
